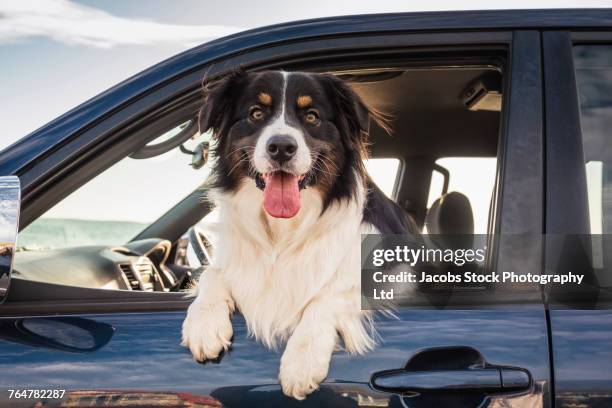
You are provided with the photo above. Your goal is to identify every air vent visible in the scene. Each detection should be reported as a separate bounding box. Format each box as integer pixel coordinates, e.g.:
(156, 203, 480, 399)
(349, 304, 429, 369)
(119, 263, 140, 290)
(134, 259, 155, 292)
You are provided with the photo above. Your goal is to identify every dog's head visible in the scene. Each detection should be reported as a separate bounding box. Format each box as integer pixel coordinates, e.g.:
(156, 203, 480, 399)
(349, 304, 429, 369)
(200, 70, 386, 218)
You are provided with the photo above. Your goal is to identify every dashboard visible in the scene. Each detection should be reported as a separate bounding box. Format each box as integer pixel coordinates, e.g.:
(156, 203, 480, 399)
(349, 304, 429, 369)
(13, 238, 191, 292)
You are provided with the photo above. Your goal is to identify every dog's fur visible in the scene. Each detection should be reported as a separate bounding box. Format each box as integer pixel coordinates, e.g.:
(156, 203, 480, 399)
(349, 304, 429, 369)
(181, 70, 416, 399)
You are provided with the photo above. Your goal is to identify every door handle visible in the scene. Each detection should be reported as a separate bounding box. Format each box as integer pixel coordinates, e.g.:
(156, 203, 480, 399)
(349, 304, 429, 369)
(371, 367, 530, 394)
(370, 346, 532, 396)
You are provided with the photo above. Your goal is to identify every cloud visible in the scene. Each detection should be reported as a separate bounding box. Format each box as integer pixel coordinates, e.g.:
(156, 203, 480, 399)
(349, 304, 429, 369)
(0, 0, 242, 48)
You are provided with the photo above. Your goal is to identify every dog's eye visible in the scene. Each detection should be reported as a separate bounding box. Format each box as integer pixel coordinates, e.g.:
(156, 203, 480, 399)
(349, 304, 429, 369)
(250, 107, 265, 121)
(305, 110, 320, 124)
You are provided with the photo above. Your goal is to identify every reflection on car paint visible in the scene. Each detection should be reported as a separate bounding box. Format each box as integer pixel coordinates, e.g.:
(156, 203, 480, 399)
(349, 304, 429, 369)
(0, 308, 549, 407)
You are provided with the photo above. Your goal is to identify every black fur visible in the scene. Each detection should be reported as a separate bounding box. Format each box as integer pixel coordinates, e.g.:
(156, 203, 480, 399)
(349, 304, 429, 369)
(197, 69, 417, 233)
(198, 70, 249, 192)
(363, 179, 418, 235)
(317, 74, 370, 211)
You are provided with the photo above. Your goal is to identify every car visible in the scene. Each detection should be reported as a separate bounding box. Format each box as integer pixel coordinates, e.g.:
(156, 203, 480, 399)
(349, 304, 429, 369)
(0, 8, 611, 408)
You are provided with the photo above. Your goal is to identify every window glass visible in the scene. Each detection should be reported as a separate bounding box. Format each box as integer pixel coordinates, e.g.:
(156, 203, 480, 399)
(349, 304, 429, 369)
(427, 157, 497, 234)
(575, 45, 612, 236)
(574, 45, 612, 281)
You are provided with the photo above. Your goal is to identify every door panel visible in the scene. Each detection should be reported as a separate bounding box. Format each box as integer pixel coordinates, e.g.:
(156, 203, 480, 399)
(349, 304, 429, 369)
(0, 309, 549, 407)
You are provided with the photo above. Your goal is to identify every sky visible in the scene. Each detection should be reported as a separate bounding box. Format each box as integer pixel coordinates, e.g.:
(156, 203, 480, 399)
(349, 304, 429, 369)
(0, 0, 610, 231)
(2, 0, 612, 150)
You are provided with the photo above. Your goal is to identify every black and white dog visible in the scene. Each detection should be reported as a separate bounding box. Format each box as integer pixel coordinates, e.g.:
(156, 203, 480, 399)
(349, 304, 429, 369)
(182, 70, 415, 399)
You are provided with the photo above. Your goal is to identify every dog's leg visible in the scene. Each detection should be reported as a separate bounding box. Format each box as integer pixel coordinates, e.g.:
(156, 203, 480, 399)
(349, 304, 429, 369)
(279, 293, 375, 399)
(278, 296, 340, 400)
(182, 268, 234, 361)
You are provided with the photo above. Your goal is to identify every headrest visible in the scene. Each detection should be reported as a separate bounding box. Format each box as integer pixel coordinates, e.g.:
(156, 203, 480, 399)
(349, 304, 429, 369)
(425, 192, 474, 248)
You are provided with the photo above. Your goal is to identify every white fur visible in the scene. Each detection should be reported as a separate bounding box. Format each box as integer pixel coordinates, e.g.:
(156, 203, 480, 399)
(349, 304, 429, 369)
(182, 177, 377, 399)
(253, 71, 312, 175)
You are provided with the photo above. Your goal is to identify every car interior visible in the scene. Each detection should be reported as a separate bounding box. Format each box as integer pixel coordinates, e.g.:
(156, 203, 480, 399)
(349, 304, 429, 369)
(9, 57, 503, 301)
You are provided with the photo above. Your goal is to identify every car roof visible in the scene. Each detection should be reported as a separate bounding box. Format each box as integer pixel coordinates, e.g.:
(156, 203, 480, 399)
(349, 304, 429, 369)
(2, 9, 611, 175)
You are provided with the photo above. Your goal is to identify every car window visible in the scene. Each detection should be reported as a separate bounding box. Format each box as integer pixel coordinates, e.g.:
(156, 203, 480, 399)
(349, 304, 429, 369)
(17, 123, 213, 250)
(14, 63, 505, 298)
(426, 157, 497, 234)
(574, 44, 612, 283)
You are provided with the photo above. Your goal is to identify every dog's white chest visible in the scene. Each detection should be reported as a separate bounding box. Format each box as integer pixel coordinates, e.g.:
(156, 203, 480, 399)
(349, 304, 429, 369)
(205, 183, 367, 347)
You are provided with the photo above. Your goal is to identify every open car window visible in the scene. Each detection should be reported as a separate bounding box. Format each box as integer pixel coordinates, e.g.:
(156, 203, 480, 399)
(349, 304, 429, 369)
(11, 60, 505, 300)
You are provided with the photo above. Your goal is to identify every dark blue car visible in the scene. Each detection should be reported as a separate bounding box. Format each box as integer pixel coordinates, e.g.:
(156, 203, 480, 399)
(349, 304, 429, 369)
(0, 9, 611, 408)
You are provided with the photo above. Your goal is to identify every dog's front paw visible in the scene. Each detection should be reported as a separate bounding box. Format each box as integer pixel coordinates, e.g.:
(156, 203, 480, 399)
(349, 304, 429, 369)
(181, 301, 233, 362)
(279, 341, 331, 400)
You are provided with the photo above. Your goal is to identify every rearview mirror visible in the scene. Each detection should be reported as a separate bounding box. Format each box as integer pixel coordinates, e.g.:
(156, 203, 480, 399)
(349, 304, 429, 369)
(0, 176, 20, 304)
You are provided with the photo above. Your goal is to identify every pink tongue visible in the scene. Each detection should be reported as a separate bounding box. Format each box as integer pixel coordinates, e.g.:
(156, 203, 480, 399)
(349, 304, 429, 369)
(263, 172, 301, 218)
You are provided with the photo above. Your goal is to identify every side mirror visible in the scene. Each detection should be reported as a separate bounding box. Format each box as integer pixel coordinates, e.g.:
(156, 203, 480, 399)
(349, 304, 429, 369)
(0, 317, 115, 353)
(0, 176, 20, 304)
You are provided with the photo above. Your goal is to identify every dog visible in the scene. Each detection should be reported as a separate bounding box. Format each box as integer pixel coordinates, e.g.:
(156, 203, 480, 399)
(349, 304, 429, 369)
(181, 70, 416, 399)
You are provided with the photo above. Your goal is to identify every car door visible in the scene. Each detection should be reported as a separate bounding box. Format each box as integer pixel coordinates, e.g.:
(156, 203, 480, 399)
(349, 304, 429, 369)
(543, 31, 612, 407)
(0, 17, 551, 408)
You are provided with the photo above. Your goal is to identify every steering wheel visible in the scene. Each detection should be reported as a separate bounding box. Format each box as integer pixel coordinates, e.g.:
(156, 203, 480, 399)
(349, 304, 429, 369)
(187, 226, 213, 267)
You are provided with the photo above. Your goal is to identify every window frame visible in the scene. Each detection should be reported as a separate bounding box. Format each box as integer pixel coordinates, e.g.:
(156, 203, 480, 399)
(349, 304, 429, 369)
(488, 31, 543, 297)
(2, 29, 546, 316)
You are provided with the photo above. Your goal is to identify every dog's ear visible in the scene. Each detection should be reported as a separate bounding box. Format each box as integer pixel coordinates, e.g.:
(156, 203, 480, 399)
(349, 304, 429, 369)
(198, 70, 246, 139)
(322, 74, 391, 152)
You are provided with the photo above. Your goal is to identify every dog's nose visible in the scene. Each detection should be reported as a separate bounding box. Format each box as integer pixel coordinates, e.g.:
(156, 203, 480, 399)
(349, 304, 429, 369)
(266, 135, 297, 163)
